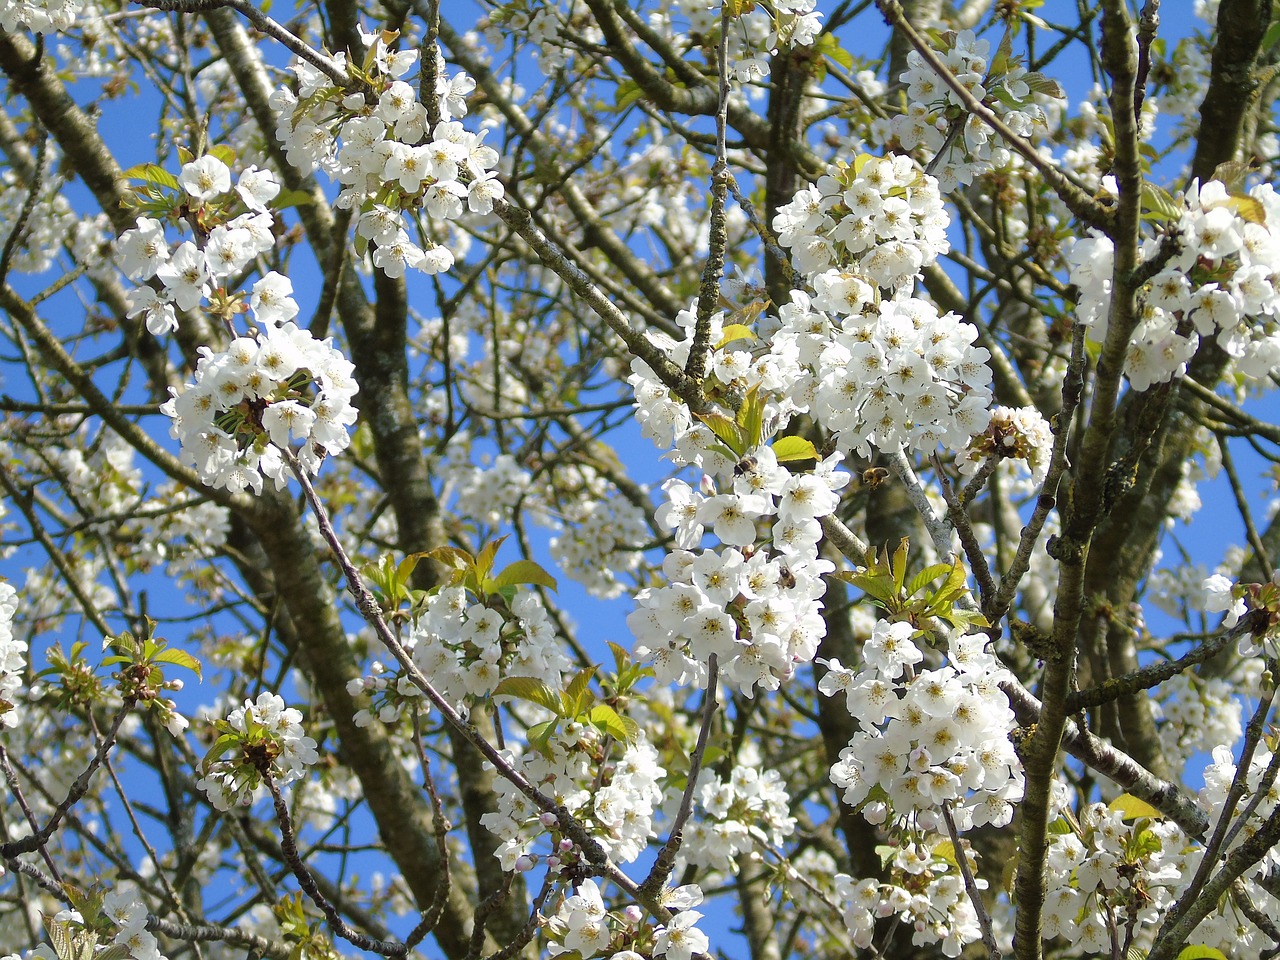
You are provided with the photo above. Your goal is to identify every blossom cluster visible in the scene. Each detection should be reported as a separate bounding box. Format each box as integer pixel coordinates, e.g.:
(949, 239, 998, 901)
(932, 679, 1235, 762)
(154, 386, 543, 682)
(1068, 179, 1280, 390)
(160, 316, 359, 492)
(102, 890, 170, 960)
(767, 156, 994, 460)
(115, 157, 282, 336)
(820, 624, 1023, 955)
(196, 692, 319, 811)
(823, 625, 1024, 831)
(772, 289, 994, 460)
(0, 167, 91, 275)
(0, 0, 78, 34)
(545, 878, 708, 960)
(958, 404, 1054, 484)
(834, 845, 983, 958)
(548, 477, 650, 600)
(1035, 800, 1227, 955)
(772, 153, 949, 290)
(628, 454, 841, 695)
(268, 30, 499, 278)
(885, 29, 1054, 192)
(481, 725, 665, 870)
(627, 303, 844, 694)
(673, 759, 796, 875)
(409, 587, 570, 717)
(0, 581, 24, 730)
(1200, 743, 1280, 878)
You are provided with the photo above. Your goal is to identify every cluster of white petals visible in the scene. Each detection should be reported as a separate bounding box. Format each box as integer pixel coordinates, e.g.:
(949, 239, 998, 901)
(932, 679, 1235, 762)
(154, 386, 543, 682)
(1037, 795, 1277, 955)
(959, 405, 1054, 484)
(1069, 180, 1280, 390)
(835, 856, 982, 958)
(0, 169, 84, 274)
(102, 889, 170, 960)
(268, 30, 498, 279)
(197, 692, 319, 811)
(545, 878, 707, 960)
(628, 305, 844, 695)
(481, 725, 665, 870)
(160, 317, 359, 492)
(0, 582, 24, 730)
(823, 626, 1024, 830)
(768, 156, 994, 460)
(774, 288, 994, 459)
(115, 157, 281, 337)
(886, 29, 1054, 192)
(0, 0, 78, 33)
(673, 760, 797, 875)
(821, 627, 1023, 955)
(405, 587, 570, 717)
(772, 154, 948, 290)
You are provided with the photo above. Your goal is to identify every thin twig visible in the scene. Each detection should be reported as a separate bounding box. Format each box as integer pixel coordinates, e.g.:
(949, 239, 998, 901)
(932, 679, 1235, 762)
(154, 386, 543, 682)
(942, 803, 1001, 960)
(262, 770, 409, 956)
(640, 653, 720, 898)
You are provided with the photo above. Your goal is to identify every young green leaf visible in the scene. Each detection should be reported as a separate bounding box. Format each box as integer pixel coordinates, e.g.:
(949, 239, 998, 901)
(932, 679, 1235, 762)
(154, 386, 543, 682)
(492, 677, 563, 714)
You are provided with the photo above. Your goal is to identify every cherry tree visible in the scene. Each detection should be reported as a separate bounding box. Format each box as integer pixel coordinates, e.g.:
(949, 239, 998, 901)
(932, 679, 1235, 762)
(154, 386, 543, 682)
(0, 0, 1279, 959)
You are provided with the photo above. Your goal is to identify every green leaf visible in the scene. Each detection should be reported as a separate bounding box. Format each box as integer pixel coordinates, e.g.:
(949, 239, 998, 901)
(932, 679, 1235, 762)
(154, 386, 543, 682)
(152, 647, 203, 679)
(938, 608, 991, 630)
(614, 79, 643, 111)
(202, 733, 242, 770)
(736, 383, 765, 450)
(1210, 194, 1266, 225)
(695, 412, 744, 455)
(1262, 19, 1280, 51)
(931, 839, 958, 868)
(991, 24, 1015, 75)
(1176, 948, 1227, 960)
(1022, 71, 1065, 100)
(396, 551, 428, 583)
(427, 545, 473, 572)
(1211, 160, 1255, 192)
(839, 570, 897, 604)
(907, 562, 953, 598)
(208, 144, 237, 167)
(123, 162, 181, 191)
(563, 666, 597, 717)
(474, 536, 507, 583)
(891, 538, 910, 594)
(1047, 816, 1074, 835)
(771, 435, 818, 463)
(1140, 182, 1181, 223)
(715, 324, 756, 349)
(608, 641, 630, 674)
(492, 677, 562, 714)
(814, 31, 854, 70)
(490, 558, 558, 593)
(1108, 793, 1166, 821)
(587, 703, 630, 741)
(926, 555, 971, 608)
(272, 188, 314, 210)
(526, 719, 559, 753)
